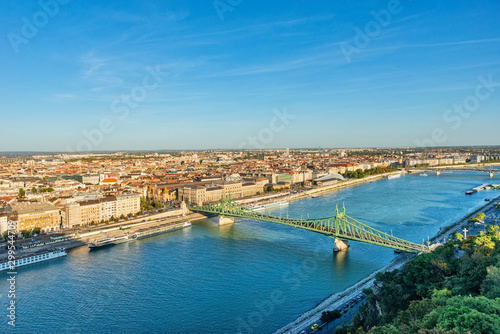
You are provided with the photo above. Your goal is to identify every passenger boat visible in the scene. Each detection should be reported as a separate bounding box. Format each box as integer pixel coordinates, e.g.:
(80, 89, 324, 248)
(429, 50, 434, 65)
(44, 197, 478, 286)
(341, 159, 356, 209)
(88, 234, 132, 249)
(387, 174, 401, 180)
(249, 201, 289, 211)
(131, 221, 192, 239)
(0, 248, 67, 271)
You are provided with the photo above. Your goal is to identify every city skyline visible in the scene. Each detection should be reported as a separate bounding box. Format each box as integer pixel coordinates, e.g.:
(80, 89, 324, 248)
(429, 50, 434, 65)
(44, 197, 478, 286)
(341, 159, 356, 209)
(2, 0, 499, 150)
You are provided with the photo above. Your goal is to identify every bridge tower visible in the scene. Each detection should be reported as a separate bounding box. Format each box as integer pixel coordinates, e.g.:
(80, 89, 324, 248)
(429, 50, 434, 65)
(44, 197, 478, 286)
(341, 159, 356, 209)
(332, 203, 349, 252)
(210, 194, 235, 225)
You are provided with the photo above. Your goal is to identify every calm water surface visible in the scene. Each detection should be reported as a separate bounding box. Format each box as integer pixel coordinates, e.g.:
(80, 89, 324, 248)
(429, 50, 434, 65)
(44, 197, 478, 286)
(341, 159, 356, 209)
(1, 171, 499, 334)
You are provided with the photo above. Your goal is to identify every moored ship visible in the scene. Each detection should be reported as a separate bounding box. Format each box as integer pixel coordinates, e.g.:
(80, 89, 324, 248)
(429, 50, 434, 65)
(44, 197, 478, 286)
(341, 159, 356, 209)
(387, 174, 401, 180)
(0, 247, 67, 271)
(249, 201, 289, 211)
(88, 233, 132, 249)
(131, 221, 192, 239)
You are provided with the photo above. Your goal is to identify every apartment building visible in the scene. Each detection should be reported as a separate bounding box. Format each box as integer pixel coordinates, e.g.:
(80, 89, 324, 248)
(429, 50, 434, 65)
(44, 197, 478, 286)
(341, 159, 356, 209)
(78, 199, 101, 225)
(116, 193, 140, 217)
(100, 196, 117, 221)
(178, 181, 266, 205)
(63, 193, 140, 227)
(82, 174, 100, 184)
(0, 212, 8, 235)
(10, 202, 60, 233)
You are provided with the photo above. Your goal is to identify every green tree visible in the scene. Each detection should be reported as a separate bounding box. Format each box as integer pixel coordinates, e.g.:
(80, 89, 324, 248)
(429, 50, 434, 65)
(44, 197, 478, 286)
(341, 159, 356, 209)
(452, 232, 463, 241)
(369, 324, 400, 334)
(120, 214, 125, 220)
(31, 187, 37, 193)
(432, 288, 452, 299)
(320, 309, 342, 324)
(2, 231, 9, 240)
(32, 227, 41, 235)
(486, 225, 500, 240)
(21, 229, 30, 238)
(110, 216, 115, 222)
(19, 188, 25, 197)
(481, 266, 500, 299)
(473, 232, 495, 250)
(421, 296, 500, 334)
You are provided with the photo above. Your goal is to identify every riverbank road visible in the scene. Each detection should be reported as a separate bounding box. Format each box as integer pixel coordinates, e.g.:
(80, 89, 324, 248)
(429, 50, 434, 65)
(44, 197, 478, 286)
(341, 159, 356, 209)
(295, 296, 366, 334)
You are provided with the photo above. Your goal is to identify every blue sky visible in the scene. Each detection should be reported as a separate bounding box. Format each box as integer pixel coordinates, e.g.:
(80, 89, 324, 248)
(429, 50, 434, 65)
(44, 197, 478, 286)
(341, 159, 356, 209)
(1, 0, 499, 151)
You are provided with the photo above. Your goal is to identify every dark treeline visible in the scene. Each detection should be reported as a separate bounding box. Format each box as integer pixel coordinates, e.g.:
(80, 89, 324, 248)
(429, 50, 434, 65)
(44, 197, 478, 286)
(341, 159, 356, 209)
(336, 225, 500, 334)
(342, 166, 398, 179)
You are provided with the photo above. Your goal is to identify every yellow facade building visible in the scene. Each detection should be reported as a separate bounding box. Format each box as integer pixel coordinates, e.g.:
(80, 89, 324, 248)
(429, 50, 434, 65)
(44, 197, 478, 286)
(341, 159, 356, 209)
(10, 202, 60, 233)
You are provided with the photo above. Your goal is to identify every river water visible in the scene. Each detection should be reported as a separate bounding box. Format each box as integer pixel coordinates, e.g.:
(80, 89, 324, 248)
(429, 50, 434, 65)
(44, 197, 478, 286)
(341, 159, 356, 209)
(1, 170, 499, 334)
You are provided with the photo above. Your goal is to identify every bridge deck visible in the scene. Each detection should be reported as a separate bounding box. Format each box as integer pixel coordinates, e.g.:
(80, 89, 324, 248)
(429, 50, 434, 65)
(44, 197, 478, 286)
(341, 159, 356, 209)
(191, 197, 429, 253)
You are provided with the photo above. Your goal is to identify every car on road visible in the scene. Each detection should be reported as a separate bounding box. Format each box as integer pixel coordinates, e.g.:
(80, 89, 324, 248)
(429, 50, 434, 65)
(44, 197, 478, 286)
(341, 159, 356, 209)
(311, 324, 318, 330)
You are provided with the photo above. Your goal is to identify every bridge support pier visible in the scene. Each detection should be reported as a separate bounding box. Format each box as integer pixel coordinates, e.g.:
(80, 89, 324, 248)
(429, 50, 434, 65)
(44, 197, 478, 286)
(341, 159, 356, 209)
(436, 170, 441, 176)
(333, 238, 349, 252)
(209, 216, 234, 225)
(490, 172, 494, 178)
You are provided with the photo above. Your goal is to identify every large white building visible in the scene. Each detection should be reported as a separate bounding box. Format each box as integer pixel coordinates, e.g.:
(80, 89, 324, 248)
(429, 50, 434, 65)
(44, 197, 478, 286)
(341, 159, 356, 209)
(63, 193, 140, 227)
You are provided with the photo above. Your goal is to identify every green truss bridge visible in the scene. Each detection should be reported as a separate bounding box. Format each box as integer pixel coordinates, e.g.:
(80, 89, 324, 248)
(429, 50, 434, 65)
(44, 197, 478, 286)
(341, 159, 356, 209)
(190, 197, 430, 253)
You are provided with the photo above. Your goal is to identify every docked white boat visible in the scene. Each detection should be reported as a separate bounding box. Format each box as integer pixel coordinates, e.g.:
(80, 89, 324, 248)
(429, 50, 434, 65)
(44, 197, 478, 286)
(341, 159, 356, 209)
(88, 233, 132, 249)
(1, 248, 67, 272)
(132, 221, 192, 239)
(249, 201, 289, 211)
(387, 174, 401, 180)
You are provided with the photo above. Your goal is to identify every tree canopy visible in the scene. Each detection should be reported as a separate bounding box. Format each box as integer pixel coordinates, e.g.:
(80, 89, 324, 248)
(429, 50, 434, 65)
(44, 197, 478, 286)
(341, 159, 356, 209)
(338, 223, 500, 334)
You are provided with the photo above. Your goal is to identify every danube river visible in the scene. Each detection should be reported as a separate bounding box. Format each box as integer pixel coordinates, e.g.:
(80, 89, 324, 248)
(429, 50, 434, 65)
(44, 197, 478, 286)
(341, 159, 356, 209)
(1, 170, 499, 333)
